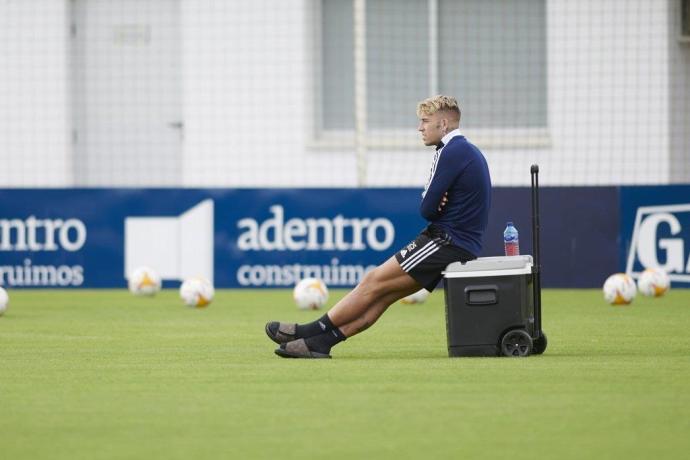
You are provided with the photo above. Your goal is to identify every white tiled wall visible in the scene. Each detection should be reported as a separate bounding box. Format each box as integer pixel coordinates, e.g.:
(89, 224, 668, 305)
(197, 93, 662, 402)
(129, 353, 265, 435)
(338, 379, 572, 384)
(0, 0, 687, 187)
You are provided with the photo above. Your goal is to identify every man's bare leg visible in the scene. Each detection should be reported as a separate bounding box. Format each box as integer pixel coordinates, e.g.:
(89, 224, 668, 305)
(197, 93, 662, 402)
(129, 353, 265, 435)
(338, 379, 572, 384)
(268, 256, 423, 355)
(326, 256, 421, 333)
(273, 256, 424, 358)
(337, 285, 421, 337)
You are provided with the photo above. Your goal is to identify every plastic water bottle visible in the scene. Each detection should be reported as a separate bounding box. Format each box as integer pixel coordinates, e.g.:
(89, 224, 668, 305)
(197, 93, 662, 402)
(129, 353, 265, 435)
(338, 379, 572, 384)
(503, 222, 520, 256)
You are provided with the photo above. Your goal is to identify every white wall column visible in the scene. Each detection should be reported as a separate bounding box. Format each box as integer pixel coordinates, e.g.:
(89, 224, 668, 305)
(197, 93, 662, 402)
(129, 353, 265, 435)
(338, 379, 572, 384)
(0, 0, 72, 186)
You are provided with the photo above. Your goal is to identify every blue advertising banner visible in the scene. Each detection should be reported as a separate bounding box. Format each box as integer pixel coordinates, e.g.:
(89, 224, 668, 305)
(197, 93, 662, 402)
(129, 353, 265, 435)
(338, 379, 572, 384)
(620, 185, 690, 285)
(0, 189, 426, 288)
(221, 189, 427, 288)
(488, 187, 620, 288)
(0, 186, 632, 289)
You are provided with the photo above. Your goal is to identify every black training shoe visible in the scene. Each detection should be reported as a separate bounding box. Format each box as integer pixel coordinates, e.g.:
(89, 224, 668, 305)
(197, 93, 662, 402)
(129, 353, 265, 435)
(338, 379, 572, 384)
(265, 322, 298, 345)
(274, 339, 332, 359)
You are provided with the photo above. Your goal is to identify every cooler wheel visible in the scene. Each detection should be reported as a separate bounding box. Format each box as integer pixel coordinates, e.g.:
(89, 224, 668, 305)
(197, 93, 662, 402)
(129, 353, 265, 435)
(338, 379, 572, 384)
(501, 329, 532, 357)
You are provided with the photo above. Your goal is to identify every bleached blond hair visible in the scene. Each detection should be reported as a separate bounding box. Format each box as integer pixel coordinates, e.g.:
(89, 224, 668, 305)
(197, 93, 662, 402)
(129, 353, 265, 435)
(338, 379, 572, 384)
(416, 95, 461, 122)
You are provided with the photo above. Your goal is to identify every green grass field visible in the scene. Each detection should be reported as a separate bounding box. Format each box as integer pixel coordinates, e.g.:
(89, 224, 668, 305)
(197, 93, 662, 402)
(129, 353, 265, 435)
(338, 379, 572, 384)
(1, 288, 689, 460)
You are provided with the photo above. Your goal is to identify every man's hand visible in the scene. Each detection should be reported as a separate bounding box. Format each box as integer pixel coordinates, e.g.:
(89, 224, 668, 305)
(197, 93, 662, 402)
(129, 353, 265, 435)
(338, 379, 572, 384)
(437, 192, 449, 212)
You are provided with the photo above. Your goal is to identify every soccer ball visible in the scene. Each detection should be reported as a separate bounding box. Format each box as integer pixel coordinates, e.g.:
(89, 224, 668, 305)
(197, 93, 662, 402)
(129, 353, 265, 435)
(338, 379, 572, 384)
(0, 287, 8, 316)
(602, 273, 637, 305)
(637, 268, 670, 297)
(180, 277, 214, 308)
(128, 266, 161, 296)
(293, 278, 328, 310)
(401, 289, 430, 304)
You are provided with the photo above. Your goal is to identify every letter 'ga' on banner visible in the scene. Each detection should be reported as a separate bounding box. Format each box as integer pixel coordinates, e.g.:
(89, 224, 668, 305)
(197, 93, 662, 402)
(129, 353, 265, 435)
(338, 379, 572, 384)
(621, 185, 690, 285)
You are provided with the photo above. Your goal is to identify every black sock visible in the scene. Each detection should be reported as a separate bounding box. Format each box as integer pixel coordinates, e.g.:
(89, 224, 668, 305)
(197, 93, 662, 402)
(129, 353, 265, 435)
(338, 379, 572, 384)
(296, 314, 336, 339)
(304, 328, 346, 354)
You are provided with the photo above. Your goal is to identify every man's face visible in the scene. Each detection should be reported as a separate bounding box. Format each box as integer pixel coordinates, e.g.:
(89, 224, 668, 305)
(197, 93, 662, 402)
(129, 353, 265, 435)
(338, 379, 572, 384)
(417, 111, 446, 146)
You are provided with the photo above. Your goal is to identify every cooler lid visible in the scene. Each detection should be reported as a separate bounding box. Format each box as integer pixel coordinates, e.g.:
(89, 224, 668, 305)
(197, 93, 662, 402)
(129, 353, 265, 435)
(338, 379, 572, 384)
(443, 255, 533, 278)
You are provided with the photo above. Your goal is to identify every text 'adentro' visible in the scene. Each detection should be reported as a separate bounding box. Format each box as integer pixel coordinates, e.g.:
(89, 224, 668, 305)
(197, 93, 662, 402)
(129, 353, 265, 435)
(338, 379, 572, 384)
(237, 205, 395, 251)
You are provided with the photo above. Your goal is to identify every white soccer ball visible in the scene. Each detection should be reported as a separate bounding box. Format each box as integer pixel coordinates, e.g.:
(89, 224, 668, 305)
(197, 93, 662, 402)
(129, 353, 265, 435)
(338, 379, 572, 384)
(0, 287, 8, 316)
(637, 268, 671, 297)
(603, 273, 637, 305)
(128, 266, 161, 296)
(401, 289, 430, 304)
(293, 278, 328, 310)
(180, 277, 214, 308)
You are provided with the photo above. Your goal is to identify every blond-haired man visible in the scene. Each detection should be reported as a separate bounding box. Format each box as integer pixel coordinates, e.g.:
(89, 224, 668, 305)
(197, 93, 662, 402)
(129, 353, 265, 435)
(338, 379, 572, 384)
(266, 95, 492, 358)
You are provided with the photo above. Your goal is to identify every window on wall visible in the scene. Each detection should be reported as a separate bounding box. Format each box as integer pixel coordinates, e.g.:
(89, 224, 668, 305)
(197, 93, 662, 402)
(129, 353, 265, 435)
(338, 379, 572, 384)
(318, 0, 547, 143)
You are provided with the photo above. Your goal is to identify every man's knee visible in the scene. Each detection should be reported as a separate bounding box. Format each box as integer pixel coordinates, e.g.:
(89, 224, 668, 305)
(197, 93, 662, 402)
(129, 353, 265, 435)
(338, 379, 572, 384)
(359, 269, 378, 289)
(358, 267, 389, 296)
(359, 262, 404, 296)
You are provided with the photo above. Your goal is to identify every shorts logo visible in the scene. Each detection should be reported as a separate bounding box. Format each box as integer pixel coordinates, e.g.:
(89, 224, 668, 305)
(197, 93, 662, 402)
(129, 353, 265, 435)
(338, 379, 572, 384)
(400, 241, 416, 259)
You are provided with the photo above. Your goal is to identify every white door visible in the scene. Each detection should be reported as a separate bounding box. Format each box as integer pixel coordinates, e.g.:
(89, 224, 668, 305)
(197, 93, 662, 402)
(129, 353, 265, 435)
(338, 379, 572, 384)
(71, 0, 182, 185)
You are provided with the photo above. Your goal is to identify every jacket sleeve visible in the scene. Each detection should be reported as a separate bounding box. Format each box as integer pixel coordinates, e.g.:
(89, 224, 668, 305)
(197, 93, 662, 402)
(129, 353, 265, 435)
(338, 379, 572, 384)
(419, 151, 458, 221)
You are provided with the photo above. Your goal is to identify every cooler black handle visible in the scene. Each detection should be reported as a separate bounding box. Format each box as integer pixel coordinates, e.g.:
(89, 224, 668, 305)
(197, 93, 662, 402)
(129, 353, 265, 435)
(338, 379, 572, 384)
(531, 164, 542, 338)
(464, 285, 499, 305)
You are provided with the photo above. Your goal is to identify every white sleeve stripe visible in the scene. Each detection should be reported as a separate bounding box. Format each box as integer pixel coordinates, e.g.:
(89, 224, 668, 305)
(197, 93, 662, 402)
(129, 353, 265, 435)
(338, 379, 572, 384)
(422, 148, 444, 198)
